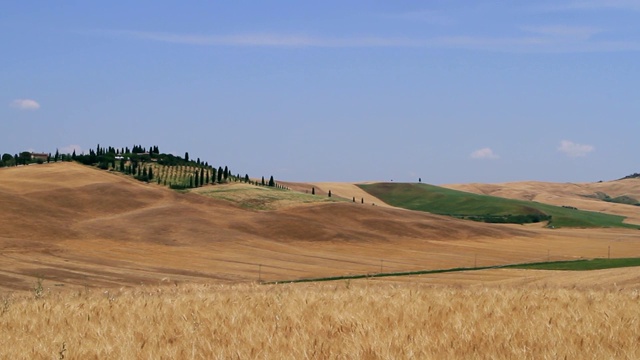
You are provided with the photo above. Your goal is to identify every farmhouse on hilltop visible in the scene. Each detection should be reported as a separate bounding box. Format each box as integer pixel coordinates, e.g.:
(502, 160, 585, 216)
(30, 152, 48, 162)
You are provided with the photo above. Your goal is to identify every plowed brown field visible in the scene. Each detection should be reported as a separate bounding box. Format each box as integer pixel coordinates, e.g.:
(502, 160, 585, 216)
(1, 163, 639, 292)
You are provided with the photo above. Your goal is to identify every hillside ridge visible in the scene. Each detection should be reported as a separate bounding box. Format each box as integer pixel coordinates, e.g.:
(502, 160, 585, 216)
(1, 162, 545, 291)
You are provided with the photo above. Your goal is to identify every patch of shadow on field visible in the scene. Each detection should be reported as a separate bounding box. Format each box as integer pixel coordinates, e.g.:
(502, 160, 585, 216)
(0, 273, 27, 291)
(16, 263, 242, 290)
(359, 219, 426, 238)
(19, 267, 153, 288)
(148, 267, 243, 282)
(231, 218, 385, 242)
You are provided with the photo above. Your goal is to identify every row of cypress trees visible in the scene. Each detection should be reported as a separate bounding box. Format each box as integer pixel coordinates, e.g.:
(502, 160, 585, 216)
(1, 144, 284, 192)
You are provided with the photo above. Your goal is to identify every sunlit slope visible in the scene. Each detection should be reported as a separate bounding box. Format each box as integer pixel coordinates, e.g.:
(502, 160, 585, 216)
(190, 183, 343, 210)
(359, 182, 639, 229)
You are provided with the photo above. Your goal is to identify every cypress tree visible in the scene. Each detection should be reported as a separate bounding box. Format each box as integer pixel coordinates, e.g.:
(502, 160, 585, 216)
(328, 190, 332, 197)
(268, 176, 275, 187)
(148, 167, 153, 180)
(261, 176, 265, 186)
(312, 187, 315, 195)
(54, 149, 59, 162)
(217, 166, 223, 183)
(211, 168, 217, 183)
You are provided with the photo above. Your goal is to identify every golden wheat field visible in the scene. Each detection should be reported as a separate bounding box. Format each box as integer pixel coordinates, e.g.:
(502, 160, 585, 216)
(1, 281, 640, 359)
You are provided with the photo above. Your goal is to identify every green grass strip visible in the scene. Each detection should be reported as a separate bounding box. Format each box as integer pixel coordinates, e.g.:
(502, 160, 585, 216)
(505, 258, 640, 271)
(264, 265, 495, 285)
(264, 257, 640, 285)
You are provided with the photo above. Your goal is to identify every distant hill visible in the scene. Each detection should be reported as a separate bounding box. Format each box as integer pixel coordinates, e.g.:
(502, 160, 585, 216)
(443, 179, 640, 224)
(585, 191, 639, 206)
(359, 183, 639, 229)
(620, 173, 640, 180)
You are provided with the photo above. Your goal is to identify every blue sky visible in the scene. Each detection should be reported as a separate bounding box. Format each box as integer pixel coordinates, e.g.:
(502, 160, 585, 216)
(2, 1, 639, 184)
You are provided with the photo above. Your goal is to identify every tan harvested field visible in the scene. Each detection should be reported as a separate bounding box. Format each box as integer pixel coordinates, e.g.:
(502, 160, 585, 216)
(445, 179, 640, 223)
(279, 180, 393, 207)
(2, 281, 640, 359)
(190, 183, 342, 210)
(1, 162, 640, 293)
(372, 266, 640, 289)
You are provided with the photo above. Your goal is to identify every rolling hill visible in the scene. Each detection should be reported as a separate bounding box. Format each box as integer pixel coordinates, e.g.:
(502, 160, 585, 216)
(0, 162, 538, 291)
(358, 182, 639, 229)
(444, 179, 640, 224)
(1, 162, 640, 292)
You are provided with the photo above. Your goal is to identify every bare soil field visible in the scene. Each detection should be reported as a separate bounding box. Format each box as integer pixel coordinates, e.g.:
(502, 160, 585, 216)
(1, 163, 639, 293)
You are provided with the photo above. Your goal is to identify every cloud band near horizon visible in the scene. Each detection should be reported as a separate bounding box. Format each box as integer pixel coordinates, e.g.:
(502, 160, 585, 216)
(110, 29, 640, 53)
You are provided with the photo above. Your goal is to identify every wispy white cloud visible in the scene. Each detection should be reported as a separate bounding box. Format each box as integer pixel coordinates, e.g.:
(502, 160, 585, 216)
(379, 10, 453, 25)
(541, 0, 640, 12)
(471, 147, 499, 160)
(109, 29, 640, 53)
(59, 144, 82, 155)
(558, 140, 594, 157)
(521, 25, 603, 39)
(10, 99, 40, 110)
(115, 30, 423, 48)
(127, 31, 315, 47)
